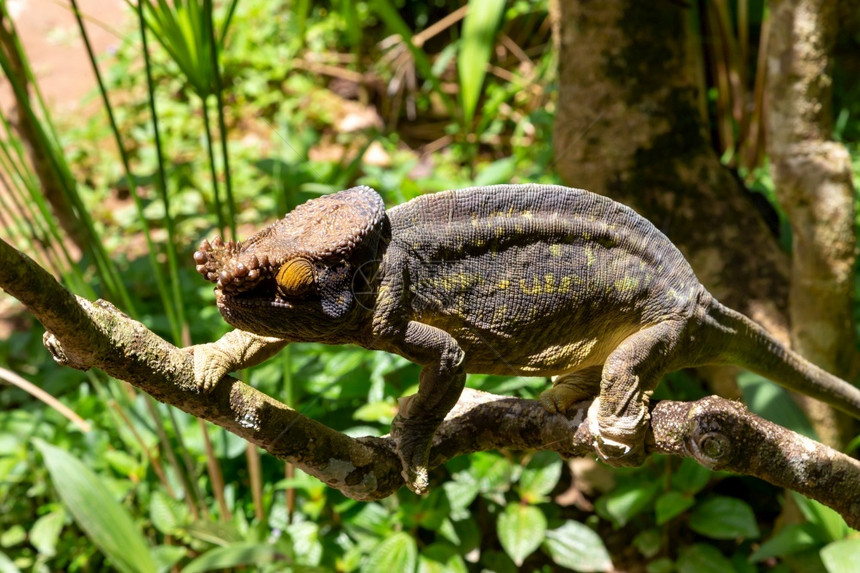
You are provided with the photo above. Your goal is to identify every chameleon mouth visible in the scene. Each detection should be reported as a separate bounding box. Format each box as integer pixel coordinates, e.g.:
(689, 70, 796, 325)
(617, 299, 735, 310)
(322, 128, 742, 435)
(215, 283, 295, 309)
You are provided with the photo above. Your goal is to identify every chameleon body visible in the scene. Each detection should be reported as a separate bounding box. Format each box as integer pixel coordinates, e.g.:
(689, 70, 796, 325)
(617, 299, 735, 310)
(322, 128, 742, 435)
(193, 184, 860, 493)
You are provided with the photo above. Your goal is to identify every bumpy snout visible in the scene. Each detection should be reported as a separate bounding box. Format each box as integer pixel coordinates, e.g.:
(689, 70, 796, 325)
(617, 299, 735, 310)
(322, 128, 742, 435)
(194, 238, 277, 294)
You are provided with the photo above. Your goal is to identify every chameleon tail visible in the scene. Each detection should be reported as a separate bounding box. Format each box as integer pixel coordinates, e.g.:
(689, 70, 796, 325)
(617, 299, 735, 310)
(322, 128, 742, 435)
(706, 301, 860, 420)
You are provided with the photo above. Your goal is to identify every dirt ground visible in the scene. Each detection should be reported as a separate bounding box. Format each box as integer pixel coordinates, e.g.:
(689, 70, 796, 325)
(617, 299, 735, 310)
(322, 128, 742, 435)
(1, 0, 129, 113)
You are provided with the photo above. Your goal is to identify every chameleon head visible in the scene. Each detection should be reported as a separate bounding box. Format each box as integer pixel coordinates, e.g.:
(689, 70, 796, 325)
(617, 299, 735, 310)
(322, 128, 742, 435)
(194, 186, 387, 340)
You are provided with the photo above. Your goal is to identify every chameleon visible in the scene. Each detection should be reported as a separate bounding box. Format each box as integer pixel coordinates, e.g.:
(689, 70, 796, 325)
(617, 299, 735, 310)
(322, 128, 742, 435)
(192, 184, 860, 494)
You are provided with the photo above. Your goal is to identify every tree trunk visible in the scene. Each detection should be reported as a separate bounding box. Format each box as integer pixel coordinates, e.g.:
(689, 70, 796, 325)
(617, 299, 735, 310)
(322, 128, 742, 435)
(552, 1, 791, 343)
(765, 0, 857, 446)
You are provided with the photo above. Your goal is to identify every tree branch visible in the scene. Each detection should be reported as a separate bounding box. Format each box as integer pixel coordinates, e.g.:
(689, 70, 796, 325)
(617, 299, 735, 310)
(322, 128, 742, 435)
(1, 236, 858, 525)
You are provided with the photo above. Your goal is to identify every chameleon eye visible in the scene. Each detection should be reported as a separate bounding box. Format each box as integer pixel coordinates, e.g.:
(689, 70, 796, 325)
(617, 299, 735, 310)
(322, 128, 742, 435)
(276, 258, 315, 296)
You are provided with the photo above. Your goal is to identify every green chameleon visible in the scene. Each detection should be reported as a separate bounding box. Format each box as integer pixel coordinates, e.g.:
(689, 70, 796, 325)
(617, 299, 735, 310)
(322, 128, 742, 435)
(192, 184, 860, 493)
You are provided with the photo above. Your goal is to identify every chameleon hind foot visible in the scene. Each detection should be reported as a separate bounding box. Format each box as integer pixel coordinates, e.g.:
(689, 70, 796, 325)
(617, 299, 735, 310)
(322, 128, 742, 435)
(390, 406, 442, 494)
(587, 397, 648, 467)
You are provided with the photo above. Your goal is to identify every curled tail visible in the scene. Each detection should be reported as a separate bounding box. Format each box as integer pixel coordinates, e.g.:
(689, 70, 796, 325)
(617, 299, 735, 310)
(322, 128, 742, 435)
(705, 301, 860, 420)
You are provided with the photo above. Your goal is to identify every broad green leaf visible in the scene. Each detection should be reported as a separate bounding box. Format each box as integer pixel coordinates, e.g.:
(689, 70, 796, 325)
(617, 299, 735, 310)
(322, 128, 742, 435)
(353, 400, 397, 424)
(821, 539, 860, 573)
(542, 521, 612, 572)
(737, 372, 815, 437)
(35, 440, 157, 573)
(29, 508, 65, 557)
(0, 551, 20, 573)
(150, 490, 187, 536)
(474, 157, 518, 187)
(670, 457, 713, 495)
(595, 481, 660, 528)
(458, 0, 506, 126)
(481, 549, 518, 573)
(689, 496, 759, 540)
(749, 523, 821, 562)
(633, 528, 662, 559)
(497, 504, 546, 566)
(646, 557, 674, 573)
(469, 451, 515, 492)
(791, 492, 852, 542)
(181, 542, 287, 573)
(287, 521, 323, 566)
(151, 545, 188, 572)
(361, 532, 418, 573)
(442, 477, 480, 513)
(0, 525, 25, 547)
(654, 491, 694, 525)
(417, 543, 468, 573)
(517, 451, 563, 503)
(104, 450, 142, 478)
(676, 544, 734, 573)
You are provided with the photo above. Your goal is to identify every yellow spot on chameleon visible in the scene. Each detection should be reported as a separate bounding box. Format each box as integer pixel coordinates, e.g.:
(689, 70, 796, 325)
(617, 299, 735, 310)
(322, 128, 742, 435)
(493, 304, 507, 324)
(557, 276, 573, 294)
(499, 279, 510, 290)
(549, 244, 563, 257)
(520, 277, 543, 295)
(614, 277, 639, 292)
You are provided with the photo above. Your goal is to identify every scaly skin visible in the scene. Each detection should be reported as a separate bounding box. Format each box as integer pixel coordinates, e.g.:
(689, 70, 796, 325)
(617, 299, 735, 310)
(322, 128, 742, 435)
(193, 184, 860, 493)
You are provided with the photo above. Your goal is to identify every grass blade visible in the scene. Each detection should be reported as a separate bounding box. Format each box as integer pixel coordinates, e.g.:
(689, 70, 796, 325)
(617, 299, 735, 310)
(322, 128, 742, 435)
(459, 0, 506, 127)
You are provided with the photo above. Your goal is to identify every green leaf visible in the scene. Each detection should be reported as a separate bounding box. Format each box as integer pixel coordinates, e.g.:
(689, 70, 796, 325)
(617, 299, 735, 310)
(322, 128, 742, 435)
(688, 496, 760, 540)
(676, 544, 734, 573)
(150, 490, 187, 536)
(442, 477, 480, 514)
(29, 508, 65, 557)
(595, 480, 660, 528)
(180, 542, 287, 573)
(473, 157, 518, 187)
(34, 440, 157, 573)
(821, 539, 860, 573)
(0, 551, 20, 573)
(481, 549, 518, 573)
(749, 523, 821, 562)
(151, 545, 188, 572)
(104, 450, 142, 478)
(670, 457, 713, 495)
(353, 400, 397, 424)
(469, 451, 515, 493)
(497, 504, 546, 566)
(458, 0, 506, 127)
(646, 557, 674, 573)
(737, 372, 815, 437)
(517, 451, 563, 503)
(361, 532, 418, 573)
(632, 528, 662, 559)
(417, 543, 468, 573)
(791, 492, 851, 542)
(542, 521, 613, 572)
(287, 521, 323, 566)
(654, 491, 695, 525)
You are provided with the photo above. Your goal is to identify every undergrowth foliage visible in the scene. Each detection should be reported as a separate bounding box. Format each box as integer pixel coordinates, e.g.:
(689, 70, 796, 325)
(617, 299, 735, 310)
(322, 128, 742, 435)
(0, 0, 858, 572)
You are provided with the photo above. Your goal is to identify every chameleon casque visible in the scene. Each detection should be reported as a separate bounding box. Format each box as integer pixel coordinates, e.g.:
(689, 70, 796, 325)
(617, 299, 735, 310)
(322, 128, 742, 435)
(193, 184, 860, 493)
